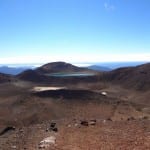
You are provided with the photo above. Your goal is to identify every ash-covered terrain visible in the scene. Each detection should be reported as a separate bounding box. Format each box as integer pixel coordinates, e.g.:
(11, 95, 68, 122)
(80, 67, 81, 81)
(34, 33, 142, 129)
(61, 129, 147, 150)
(0, 62, 150, 150)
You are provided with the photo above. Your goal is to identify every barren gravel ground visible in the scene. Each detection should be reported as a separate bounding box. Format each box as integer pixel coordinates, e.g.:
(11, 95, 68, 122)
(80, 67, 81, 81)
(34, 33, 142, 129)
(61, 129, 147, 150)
(0, 82, 149, 150)
(0, 119, 150, 150)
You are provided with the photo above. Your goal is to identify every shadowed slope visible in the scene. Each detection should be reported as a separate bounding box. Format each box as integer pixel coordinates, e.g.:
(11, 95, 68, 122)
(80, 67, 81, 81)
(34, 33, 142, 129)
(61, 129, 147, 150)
(0, 73, 13, 83)
(103, 63, 150, 90)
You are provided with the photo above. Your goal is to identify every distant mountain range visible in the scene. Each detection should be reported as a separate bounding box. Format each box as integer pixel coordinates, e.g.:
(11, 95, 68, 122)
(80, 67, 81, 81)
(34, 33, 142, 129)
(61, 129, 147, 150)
(0, 61, 148, 75)
(0, 66, 31, 75)
(87, 65, 111, 71)
(92, 61, 148, 69)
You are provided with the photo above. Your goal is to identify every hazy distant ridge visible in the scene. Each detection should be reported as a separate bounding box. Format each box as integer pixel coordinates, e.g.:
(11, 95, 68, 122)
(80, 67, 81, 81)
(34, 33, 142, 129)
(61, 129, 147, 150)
(0, 66, 32, 75)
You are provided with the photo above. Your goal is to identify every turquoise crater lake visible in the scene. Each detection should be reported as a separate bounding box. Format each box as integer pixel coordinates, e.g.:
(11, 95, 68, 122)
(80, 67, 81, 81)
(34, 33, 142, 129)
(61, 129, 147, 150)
(46, 72, 95, 77)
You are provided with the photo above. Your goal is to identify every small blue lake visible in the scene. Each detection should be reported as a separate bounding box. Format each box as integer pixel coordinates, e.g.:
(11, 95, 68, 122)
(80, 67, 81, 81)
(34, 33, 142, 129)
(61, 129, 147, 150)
(46, 72, 95, 77)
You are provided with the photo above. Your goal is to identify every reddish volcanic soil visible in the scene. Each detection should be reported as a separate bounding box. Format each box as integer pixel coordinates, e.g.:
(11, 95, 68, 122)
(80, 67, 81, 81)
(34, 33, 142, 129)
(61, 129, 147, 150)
(0, 80, 149, 150)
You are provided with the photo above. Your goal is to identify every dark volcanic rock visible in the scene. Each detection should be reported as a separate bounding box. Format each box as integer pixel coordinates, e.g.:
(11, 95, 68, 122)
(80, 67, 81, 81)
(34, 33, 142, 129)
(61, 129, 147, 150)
(32, 89, 100, 100)
(80, 120, 89, 126)
(0, 126, 15, 136)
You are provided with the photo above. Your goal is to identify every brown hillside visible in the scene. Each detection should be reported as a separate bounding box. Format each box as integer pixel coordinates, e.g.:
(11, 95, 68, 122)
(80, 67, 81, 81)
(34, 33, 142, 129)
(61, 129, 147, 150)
(16, 69, 48, 82)
(0, 73, 12, 83)
(103, 63, 150, 90)
(36, 61, 89, 74)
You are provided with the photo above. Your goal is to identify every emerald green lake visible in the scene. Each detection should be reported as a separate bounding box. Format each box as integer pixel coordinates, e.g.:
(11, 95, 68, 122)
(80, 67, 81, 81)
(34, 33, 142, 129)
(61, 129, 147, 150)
(46, 73, 95, 77)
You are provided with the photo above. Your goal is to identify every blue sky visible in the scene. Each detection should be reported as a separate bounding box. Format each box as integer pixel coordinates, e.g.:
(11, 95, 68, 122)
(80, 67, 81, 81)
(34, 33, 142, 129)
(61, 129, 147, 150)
(0, 0, 150, 64)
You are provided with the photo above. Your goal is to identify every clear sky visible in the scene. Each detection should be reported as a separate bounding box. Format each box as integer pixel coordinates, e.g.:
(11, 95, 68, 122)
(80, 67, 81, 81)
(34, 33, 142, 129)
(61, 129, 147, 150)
(0, 0, 150, 64)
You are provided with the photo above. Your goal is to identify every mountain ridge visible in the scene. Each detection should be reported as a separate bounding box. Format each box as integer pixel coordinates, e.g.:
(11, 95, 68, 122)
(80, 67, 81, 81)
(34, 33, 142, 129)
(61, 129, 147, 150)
(36, 61, 91, 74)
(88, 65, 111, 71)
(1, 62, 150, 91)
(102, 63, 150, 90)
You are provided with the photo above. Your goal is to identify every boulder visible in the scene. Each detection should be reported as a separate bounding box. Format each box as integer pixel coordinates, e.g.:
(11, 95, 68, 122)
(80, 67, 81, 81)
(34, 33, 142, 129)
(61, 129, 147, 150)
(39, 136, 56, 149)
(0, 126, 15, 136)
(89, 119, 96, 125)
(80, 120, 88, 126)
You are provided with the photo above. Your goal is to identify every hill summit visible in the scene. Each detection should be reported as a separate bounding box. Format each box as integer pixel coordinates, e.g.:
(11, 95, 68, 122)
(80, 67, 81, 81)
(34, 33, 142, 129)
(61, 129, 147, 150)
(36, 61, 88, 74)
